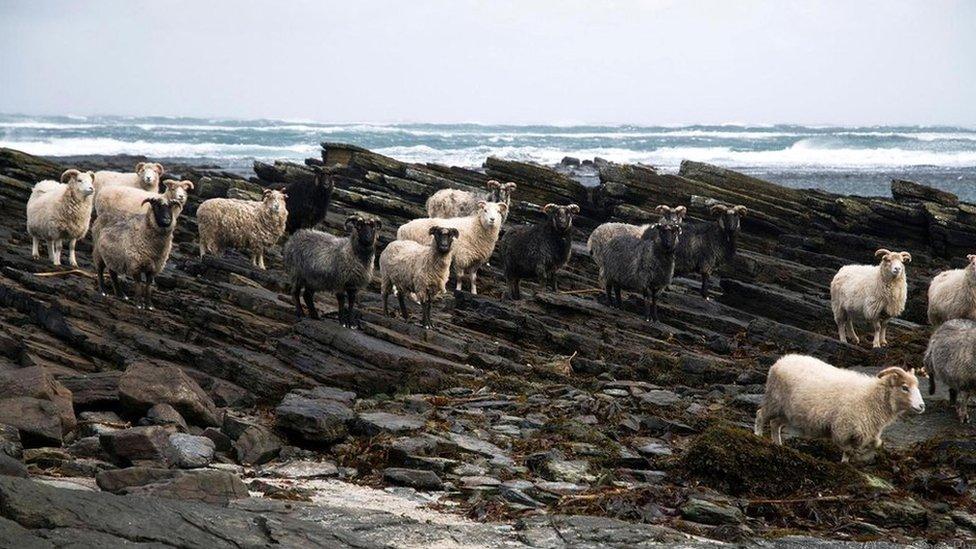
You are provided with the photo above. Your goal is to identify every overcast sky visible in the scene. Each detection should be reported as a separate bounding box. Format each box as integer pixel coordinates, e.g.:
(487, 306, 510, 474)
(1, 0, 973, 125)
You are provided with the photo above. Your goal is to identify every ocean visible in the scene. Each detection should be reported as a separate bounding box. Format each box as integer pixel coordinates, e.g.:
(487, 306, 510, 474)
(2, 114, 975, 200)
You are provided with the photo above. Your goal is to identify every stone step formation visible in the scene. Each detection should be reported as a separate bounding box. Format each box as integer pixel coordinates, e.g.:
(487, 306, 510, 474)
(0, 144, 974, 546)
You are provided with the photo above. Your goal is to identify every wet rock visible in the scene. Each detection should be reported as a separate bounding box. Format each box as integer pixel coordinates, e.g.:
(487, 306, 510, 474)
(140, 403, 188, 432)
(124, 470, 249, 505)
(864, 499, 928, 527)
(99, 426, 177, 467)
(639, 390, 681, 407)
(542, 458, 595, 483)
(96, 466, 179, 493)
(60, 371, 121, 410)
(680, 498, 744, 525)
(352, 411, 425, 436)
(0, 366, 75, 435)
(892, 179, 958, 207)
(275, 388, 354, 445)
(0, 453, 26, 478)
(233, 424, 282, 466)
(118, 362, 221, 427)
(635, 439, 673, 457)
(0, 424, 22, 458)
(0, 397, 65, 447)
(169, 433, 215, 469)
(261, 460, 338, 479)
(383, 467, 444, 491)
(202, 427, 233, 453)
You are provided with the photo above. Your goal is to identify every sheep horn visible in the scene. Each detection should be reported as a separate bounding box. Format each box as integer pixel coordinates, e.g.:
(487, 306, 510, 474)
(654, 205, 671, 214)
(567, 204, 580, 214)
(710, 204, 729, 215)
(876, 367, 904, 379)
(674, 205, 687, 218)
(183, 180, 194, 190)
(60, 169, 79, 184)
(542, 203, 556, 213)
(344, 215, 360, 230)
(900, 251, 912, 263)
(135, 162, 145, 172)
(874, 248, 892, 259)
(733, 205, 748, 215)
(487, 180, 501, 190)
(504, 182, 517, 190)
(141, 198, 153, 206)
(153, 163, 165, 175)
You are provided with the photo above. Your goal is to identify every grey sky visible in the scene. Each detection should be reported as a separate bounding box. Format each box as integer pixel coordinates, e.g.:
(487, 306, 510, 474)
(1, 0, 973, 125)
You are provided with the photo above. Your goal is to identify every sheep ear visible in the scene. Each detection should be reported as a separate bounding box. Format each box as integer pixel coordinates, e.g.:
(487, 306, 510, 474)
(449, 228, 460, 237)
(429, 227, 439, 236)
(135, 162, 145, 173)
(477, 200, 487, 209)
(487, 180, 501, 190)
(900, 251, 912, 263)
(60, 169, 79, 183)
(164, 180, 175, 190)
(87, 171, 95, 180)
(153, 163, 164, 175)
(568, 204, 580, 214)
(542, 203, 556, 213)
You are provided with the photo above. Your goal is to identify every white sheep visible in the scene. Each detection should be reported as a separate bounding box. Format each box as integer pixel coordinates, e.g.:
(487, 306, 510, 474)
(380, 226, 459, 330)
(397, 201, 507, 294)
(95, 179, 194, 217)
(927, 254, 976, 326)
(426, 180, 517, 221)
(25, 169, 95, 267)
(830, 248, 911, 347)
(754, 354, 924, 462)
(197, 189, 288, 270)
(93, 162, 164, 196)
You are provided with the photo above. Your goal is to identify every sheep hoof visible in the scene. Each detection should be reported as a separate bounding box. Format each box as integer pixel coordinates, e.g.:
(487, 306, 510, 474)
(147, 306, 155, 311)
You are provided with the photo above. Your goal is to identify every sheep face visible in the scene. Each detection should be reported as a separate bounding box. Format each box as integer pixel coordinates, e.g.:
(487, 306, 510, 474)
(314, 170, 335, 198)
(711, 204, 747, 233)
(135, 162, 164, 190)
(262, 189, 288, 214)
(143, 198, 176, 229)
(653, 222, 682, 253)
(345, 215, 381, 248)
(875, 249, 911, 279)
(61, 169, 95, 197)
(163, 180, 194, 206)
(878, 367, 925, 414)
(489, 181, 517, 204)
(476, 201, 507, 230)
(542, 203, 580, 233)
(428, 226, 460, 254)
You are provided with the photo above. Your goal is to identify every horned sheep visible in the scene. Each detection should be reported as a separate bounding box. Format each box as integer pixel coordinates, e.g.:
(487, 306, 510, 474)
(93, 162, 164, 196)
(674, 204, 747, 299)
(585, 205, 687, 268)
(25, 169, 95, 267)
(498, 203, 580, 300)
(197, 189, 288, 269)
(91, 197, 181, 310)
(923, 319, 976, 423)
(927, 254, 976, 326)
(755, 354, 925, 462)
(397, 201, 507, 294)
(426, 180, 517, 221)
(830, 249, 911, 348)
(283, 215, 381, 328)
(380, 226, 459, 330)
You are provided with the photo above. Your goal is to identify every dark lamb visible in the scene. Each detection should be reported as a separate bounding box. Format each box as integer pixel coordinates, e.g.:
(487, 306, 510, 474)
(601, 221, 682, 322)
(498, 203, 580, 300)
(282, 169, 334, 234)
(674, 204, 747, 299)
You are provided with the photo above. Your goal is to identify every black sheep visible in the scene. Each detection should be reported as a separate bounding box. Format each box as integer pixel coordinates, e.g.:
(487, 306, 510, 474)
(283, 169, 334, 234)
(601, 222, 682, 322)
(498, 203, 580, 300)
(674, 204, 747, 299)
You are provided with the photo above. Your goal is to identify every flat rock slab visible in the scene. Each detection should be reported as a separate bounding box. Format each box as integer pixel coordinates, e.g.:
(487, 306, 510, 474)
(260, 460, 339, 479)
(353, 411, 426, 436)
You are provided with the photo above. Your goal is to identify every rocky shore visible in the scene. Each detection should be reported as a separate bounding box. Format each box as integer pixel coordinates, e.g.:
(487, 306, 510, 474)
(0, 143, 974, 547)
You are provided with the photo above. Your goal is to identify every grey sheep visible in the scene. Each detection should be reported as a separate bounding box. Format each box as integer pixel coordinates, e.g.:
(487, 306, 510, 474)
(426, 180, 517, 221)
(674, 204, 747, 299)
(597, 221, 683, 322)
(586, 205, 687, 270)
(923, 318, 976, 423)
(380, 227, 459, 330)
(498, 203, 580, 300)
(92, 197, 180, 310)
(283, 215, 381, 328)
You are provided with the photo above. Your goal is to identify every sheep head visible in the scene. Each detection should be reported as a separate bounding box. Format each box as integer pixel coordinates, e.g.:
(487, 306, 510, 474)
(711, 203, 746, 232)
(345, 215, 381, 248)
(542, 203, 579, 233)
(135, 162, 164, 190)
(654, 205, 687, 224)
(141, 197, 176, 230)
(497, 182, 517, 204)
(314, 169, 335, 190)
(262, 189, 288, 215)
(428, 226, 460, 254)
(651, 221, 682, 253)
(61, 169, 95, 196)
(875, 249, 910, 278)
(877, 367, 924, 415)
(163, 180, 194, 206)
(477, 201, 506, 229)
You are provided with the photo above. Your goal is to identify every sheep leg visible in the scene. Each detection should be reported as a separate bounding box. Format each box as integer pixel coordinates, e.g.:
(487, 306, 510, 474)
(550, 272, 558, 292)
(144, 273, 155, 311)
(454, 266, 464, 292)
(846, 318, 859, 344)
(397, 292, 409, 320)
(871, 319, 883, 348)
(469, 271, 478, 295)
(258, 254, 266, 270)
(304, 288, 319, 320)
(958, 392, 971, 424)
(614, 286, 622, 309)
(879, 319, 889, 346)
(346, 289, 361, 329)
(507, 278, 521, 300)
(31, 237, 40, 260)
(421, 300, 433, 330)
(67, 239, 78, 268)
(335, 293, 347, 327)
(700, 273, 710, 300)
(381, 282, 391, 317)
(292, 281, 305, 318)
(109, 271, 127, 300)
(769, 418, 785, 445)
(97, 264, 107, 296)
(48, 241, 60, 266)
(949, 388, 958, 406)
(754, 407, 766, 436)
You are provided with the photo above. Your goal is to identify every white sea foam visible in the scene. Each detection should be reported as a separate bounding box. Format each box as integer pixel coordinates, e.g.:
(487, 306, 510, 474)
(0, 138, 318, 159)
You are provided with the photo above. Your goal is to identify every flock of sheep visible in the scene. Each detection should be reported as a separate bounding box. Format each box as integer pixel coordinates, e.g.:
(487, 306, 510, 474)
(22, 162, 976, 464)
